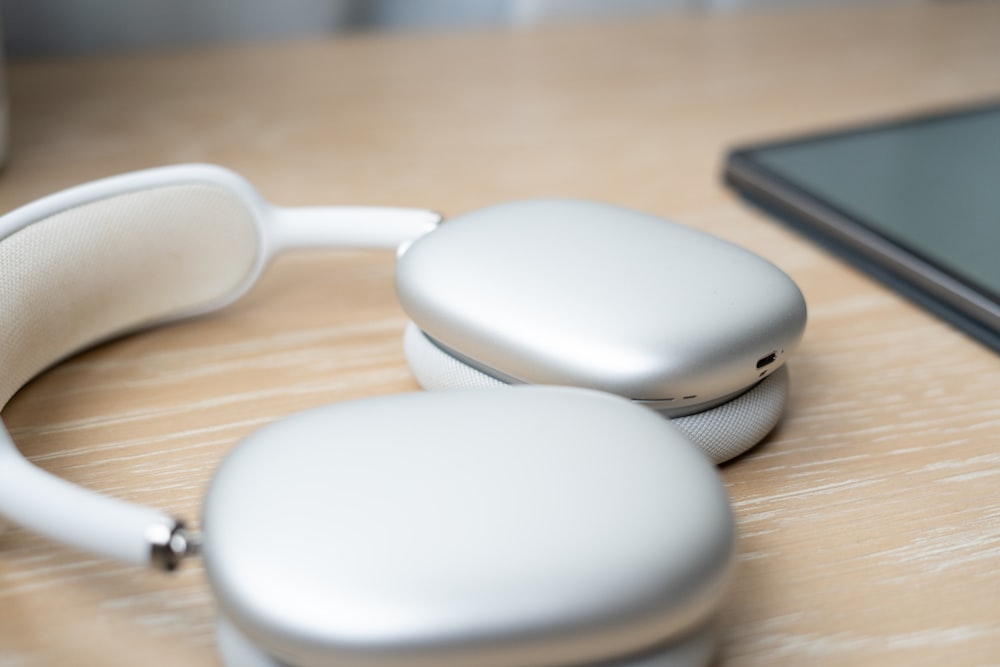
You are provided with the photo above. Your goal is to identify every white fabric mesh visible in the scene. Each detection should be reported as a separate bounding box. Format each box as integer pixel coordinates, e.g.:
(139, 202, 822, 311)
(0, 184, 260, 407)
(404, 322, 788, 463)
(670, 365, 787, 464)
(404, 322, 509, 390)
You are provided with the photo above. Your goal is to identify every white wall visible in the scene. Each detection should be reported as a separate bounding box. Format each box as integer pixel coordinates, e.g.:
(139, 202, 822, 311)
(0, 0, 917, 58)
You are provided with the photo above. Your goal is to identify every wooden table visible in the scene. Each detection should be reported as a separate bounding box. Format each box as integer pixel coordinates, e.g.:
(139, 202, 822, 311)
(1, 3, 998, 665)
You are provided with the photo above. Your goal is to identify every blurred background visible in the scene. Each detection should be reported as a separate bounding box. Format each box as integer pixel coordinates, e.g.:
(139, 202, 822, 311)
(2, 0, 918, 58)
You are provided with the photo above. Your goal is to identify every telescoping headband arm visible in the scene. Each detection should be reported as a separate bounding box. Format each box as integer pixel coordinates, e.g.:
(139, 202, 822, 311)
(0, 164, 440, 569)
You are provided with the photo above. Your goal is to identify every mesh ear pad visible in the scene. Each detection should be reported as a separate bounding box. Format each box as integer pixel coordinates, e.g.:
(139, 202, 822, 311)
(403, 322, 788, 464)
(0, 184, 260, 408)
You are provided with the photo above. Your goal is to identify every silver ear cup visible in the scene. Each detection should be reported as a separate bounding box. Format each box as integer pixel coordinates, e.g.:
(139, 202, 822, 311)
(403, 322, 789, 464)
(217, 614, 284, 667)
(216, 612, 719, 667)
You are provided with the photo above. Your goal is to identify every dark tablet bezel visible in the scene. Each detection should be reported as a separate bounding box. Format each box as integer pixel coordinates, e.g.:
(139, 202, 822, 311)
(723, 101, 1000, 353)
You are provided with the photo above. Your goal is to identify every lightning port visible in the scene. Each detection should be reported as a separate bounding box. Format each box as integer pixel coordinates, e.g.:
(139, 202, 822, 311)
(756, 352, 777, 369)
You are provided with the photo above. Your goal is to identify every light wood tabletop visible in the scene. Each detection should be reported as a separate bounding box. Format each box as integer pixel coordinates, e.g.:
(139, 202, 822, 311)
(1, 2, 999, 665)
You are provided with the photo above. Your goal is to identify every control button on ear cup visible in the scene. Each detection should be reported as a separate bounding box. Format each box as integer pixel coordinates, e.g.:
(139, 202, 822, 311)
(201, 388, 734, 667)
(403, 322, 788, 463)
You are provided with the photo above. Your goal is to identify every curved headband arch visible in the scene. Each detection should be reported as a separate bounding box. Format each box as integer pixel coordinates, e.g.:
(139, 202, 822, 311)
(0, 164, 439, 567)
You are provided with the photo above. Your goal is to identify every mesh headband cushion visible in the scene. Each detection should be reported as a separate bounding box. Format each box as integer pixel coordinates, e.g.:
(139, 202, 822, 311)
(403, 322, 788, 464)
(0, 184, 260, 407)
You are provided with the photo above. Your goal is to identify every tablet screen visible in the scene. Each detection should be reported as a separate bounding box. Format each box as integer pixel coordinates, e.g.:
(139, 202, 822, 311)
(743, 105, 1000, 301)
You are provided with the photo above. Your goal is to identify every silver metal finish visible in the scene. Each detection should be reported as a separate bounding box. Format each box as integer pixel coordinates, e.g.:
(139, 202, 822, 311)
(395, 199, 807, 410)
(147, 518, 199, 571)
(402, 321, 791, 463)
(215, 612, 720, 667)
(201, 388, 735, 667)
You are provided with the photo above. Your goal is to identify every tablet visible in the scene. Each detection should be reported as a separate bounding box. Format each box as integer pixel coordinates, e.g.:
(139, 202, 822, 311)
(724, 101, 1000, 353)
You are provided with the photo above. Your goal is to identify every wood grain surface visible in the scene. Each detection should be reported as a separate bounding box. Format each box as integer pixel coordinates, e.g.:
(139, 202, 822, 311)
(1, 3, 999, 665)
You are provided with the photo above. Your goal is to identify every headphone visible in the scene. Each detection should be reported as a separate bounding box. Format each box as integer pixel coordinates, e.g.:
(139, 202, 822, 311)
(0, 164, 806, 667)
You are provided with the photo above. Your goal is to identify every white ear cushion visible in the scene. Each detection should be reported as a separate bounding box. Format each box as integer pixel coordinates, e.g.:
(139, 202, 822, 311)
(403, 322, 788, 463)
(0, 184, 260, 408)
(670, 365, 787, 464)
(403, 322, 508, 391)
